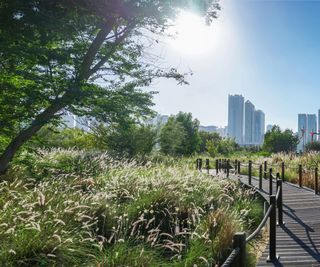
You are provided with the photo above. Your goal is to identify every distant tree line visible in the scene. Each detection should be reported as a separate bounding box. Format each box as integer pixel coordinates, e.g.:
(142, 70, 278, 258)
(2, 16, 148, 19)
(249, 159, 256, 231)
(10, 114, 308, 159)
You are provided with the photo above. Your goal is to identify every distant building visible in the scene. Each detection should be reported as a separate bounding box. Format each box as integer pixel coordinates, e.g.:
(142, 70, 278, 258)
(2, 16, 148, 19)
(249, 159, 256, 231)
(254, 110, 265, 145)
(199, 125, 218, 133)
(244, 100, 255, 144)
(318, 110, 320, 141)
(297, 114, 307, 152)
(61, 112, 93, 132)
(228, 94, 244, 144)
(307, 114, 317, 143)
(148, 115, 169, 127)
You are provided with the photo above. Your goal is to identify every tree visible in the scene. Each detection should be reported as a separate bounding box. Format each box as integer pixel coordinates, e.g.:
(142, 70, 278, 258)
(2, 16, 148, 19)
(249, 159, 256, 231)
(159, 117, 186, 155)
(175, 112, 201, 155)
(159, 112, 200, 156)
(32, 127, 96, 150)
(198, 131, 221, 153)
(94, 122, 157, 157)
(0, 0, 220, 173)
(305, 141, 320, 152)
(263, 125, 299, 153)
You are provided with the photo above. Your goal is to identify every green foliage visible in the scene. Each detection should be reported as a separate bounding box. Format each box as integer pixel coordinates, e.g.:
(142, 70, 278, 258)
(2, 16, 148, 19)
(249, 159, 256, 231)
(305, 141, 320, 152)
(198, 131, 221, 153)
(160, 112, 200, 156)
(31, 127, 96, 150)
(1, 149, 261, 266)
(198, 131, 239, 157)
(0, 0, 220, 171)
(94, 122, 157, 158)
(263, 125, 299, 153)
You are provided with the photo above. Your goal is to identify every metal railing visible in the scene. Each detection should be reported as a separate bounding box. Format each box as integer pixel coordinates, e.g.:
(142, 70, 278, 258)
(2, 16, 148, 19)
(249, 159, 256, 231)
(196, 158, 285, 266)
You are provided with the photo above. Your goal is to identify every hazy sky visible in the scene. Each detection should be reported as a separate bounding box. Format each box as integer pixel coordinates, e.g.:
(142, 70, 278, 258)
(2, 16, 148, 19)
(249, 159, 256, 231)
(150, 0, 320, 132)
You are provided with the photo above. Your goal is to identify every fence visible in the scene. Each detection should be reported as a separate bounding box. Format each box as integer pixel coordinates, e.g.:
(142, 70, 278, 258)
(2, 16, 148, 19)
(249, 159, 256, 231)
(196, 158, 286, 266)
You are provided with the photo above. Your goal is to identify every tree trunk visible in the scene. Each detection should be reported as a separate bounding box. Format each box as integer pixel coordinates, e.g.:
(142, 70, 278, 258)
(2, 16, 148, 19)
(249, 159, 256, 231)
(0, 99, 66, 174)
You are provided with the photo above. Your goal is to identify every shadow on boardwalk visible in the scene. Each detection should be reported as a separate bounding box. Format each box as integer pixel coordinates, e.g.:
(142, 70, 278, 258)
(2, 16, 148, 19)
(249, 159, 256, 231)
(235, 174, 320, 267)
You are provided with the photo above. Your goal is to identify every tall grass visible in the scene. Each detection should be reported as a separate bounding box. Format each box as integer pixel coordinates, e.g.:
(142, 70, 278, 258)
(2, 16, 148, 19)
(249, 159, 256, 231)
(227, 152, 320, 189)
(0, 149, 263, 266)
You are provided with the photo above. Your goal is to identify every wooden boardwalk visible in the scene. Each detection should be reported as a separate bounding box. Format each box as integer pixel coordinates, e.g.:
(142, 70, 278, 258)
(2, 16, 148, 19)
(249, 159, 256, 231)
(234, 173, 320, 267)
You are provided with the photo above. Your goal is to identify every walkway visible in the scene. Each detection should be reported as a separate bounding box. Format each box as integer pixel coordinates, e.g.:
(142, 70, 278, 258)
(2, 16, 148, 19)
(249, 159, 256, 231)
(233, 173, 320, 267)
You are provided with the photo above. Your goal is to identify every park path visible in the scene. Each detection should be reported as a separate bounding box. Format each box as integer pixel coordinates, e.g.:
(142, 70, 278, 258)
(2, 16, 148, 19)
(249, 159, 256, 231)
(211, 170, 320, 266)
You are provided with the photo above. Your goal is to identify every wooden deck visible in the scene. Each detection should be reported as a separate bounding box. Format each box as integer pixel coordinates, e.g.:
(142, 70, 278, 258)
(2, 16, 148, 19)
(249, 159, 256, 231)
(235, 173, 320, 267)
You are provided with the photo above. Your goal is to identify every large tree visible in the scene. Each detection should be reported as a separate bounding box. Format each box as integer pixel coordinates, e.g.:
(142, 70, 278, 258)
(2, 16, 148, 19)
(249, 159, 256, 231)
(159, 112, 200, 155)
(263, 125, 299, 153)
(0, 0, 219, 173)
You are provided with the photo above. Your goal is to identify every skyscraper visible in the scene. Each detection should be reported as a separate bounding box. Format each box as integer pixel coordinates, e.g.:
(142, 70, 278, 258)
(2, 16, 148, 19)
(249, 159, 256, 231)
(228, 94, 244, 144)
(297, 114, 307, 152)
(244, 100, 255, 144)
(318, 110, 320, 141)
(307, 114, 317, 143)
(254, 110, 265, 145)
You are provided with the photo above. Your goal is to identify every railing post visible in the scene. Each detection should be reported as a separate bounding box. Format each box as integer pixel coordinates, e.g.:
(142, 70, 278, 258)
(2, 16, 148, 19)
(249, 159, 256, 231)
(259, 165, 263, 190)
(235, 159, 238, 174)
(264, 161, 267, 179)
(269, 168, 273, 195)
(238, 161, 241, 175)
(248, 160, 252, 185)
(233, 232, 246, 267)
(315, 167, 318, 195)
(267, 195, 278, 262)
(219, 159, 222, 172)
(299, 164, 302, 187)
(224, 159, 227, 173)
(227, 159, 230, 178)
(281, 162, 285, 180)
(196, 158, 199, 170)
(215, 159, 219, 175)
(199, 159, 202, 172)
(206, 158, 210, 174)
(277, 179, 283, 226)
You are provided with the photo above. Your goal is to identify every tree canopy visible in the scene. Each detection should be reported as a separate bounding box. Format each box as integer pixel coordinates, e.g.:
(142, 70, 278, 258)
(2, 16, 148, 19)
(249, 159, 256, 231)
(263, 125, 299, 153)
(0, 0, 219, 172)
(159, 112, 200, 155)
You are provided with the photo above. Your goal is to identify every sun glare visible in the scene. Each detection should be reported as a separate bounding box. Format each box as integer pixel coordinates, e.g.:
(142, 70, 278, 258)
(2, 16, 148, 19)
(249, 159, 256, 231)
(168, 10, 217, 56)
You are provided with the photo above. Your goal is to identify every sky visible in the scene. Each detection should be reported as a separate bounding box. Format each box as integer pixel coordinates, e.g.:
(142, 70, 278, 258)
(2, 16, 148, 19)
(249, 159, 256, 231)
(150, 0, 320, 132)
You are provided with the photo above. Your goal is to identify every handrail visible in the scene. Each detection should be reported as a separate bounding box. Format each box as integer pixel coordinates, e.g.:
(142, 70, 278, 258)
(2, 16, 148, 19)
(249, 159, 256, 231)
(221, 247, 240, 267)
(246, 204, 272, 243)
(196, 158, 317, 266)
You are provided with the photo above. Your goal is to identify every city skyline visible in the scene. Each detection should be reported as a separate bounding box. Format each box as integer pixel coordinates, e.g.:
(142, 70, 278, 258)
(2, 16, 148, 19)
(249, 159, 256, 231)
(152, 0, 320, 132)
(228, 94, 265, 145)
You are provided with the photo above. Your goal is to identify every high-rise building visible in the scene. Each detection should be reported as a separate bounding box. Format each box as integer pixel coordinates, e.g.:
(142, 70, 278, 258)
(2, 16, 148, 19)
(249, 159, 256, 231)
(307, 114, 317, 143)
(244, 100, 255, 144)
(297, 114, 307, 152)
(228, 95, 244, 144)
(254, 110, 265, 145)
(318, 110, 320, 141)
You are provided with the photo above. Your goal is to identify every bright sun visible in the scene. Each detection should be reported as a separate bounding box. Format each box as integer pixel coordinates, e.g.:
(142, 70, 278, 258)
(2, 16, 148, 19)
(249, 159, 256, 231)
(168, 10, 217, 56)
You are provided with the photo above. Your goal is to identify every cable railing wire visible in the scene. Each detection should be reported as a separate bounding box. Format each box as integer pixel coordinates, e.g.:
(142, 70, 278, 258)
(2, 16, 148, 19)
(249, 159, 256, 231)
(221, 247, 240, 267)
(197, 158, 318, 266)
(246, 205, 272, 243)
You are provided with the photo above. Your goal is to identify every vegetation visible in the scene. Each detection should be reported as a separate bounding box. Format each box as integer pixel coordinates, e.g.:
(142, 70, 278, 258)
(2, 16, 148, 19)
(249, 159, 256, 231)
(0, 149, 262, 266)
(263, 125, 299, 154)
(305, 141, 320, 152)
(93, 123, 157, 158)
(160, 112, 201, 156)
(0, 0, 220, 173)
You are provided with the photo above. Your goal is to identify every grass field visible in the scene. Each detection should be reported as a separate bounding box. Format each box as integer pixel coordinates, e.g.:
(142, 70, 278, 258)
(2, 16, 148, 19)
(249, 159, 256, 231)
(0, 149, 264, 266)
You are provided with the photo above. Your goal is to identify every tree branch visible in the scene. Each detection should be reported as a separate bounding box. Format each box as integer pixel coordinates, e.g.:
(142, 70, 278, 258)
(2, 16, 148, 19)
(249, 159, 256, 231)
(79, 19, 116, 80)
(88, 23, 135, 77)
